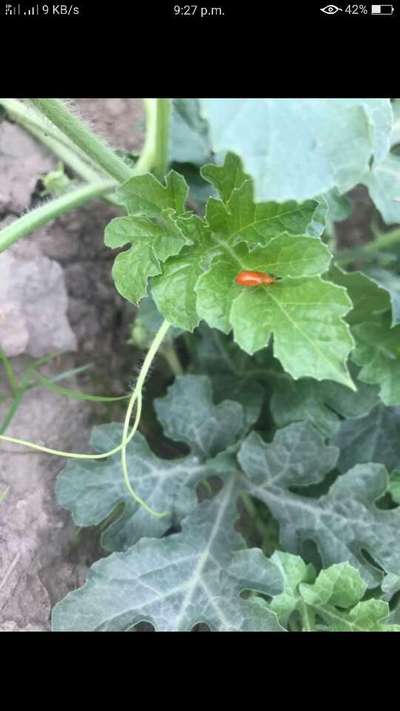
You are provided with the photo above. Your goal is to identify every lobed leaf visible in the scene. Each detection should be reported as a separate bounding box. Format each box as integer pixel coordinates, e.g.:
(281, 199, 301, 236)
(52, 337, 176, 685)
(170, 98, 212, 166)
(199, 99, 392, 201)
(332, 404, 400, 474)
(52, 476, 284, 632)
(105, 153, 355, 386)
(239, 423, 400, 586)
(56, 375, 244, 551)
(270, 369, 379, 438)
(330, 268, 400, 403)
(229, 550, 400, 631)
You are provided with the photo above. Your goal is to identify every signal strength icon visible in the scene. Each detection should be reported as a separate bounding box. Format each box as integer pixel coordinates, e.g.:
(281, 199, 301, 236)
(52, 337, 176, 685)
(4, 4, 21, 14)
(24, 6, 36, 14)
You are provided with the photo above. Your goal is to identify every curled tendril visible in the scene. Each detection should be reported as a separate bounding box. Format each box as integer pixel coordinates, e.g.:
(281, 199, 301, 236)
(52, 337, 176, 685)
(0, 319, 171, 518)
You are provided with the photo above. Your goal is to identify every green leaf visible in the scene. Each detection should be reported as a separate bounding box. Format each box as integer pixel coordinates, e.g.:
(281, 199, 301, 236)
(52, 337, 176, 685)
(239, 423, 400, 585)
(154, 374, 245, 455)
(319, 598, 399, 632)
(104, 172, 190, 303)
(382, 570, 400, 601)
(151, 213, 210, 331)
(56, 375, 245, 551)
(270, 371, 379, 438)
(201, 154, 321, 244)
(230, 550, 400, 631)
(130, 296, 182, 350)
(391, 99, 400, 146)
(361, 104, 400, 225)
(330, 267, 390, 325)
(351, 315, 400, 405)
(300, 563, 366, 609)
(105, 154, 354, 386)
(199, 99, 392, 201)
(228, 276, 354, 385)
(190, 324, 273, 428)
(52, 476, 284, 632)
(362, 153, 400, 225)
(364, 267, 400, 327)
(114, 170, 188, 215)
(333, 404, 400, 475)
(321, 188, 352, 222)
(252, 551, 315, 628)
(171, 162, 216, 212)
(330, 268, 400, 403)
(105, 214, 189, 304)
(170, 99, 212, 166)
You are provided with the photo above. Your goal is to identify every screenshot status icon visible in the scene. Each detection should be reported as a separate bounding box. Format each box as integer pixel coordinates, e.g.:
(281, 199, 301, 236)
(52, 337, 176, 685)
(320, 3, 395, 13)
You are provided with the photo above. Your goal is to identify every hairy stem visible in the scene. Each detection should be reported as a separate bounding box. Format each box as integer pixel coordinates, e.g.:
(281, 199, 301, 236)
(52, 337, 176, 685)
(0, 181, 114, 253)
(31, 99, 134, 183)
(0, 99, 106, 182)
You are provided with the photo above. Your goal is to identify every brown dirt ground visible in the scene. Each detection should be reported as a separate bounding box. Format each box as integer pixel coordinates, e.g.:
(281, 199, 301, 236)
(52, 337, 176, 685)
(0, 99, 144, 630)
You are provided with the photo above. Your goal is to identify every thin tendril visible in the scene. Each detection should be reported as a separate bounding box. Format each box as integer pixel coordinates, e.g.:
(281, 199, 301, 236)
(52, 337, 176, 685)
(0, 424, 136, 460)
(0, 320, 171, 520)
(119, 320, 170, 516)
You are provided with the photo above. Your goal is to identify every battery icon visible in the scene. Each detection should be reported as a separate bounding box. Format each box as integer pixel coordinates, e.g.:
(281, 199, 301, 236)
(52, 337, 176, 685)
(371, 4, 395, 13)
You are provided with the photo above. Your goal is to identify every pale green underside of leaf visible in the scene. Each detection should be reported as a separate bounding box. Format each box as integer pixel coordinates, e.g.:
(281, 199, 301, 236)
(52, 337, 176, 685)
(170, 98, 212, 166)
(321, 188, 352, 222)
(199, 99, 392, 201)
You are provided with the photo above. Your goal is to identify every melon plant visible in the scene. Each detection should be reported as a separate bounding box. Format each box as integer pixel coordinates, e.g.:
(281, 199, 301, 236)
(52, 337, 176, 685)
(1, 98, 400, 632)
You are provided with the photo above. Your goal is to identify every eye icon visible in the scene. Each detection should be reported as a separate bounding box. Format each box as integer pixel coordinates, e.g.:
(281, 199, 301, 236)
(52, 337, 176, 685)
(320, 4, 343, 13)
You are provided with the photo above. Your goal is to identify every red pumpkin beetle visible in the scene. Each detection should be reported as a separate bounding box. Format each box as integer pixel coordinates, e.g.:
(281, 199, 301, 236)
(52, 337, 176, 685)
(235, 271, 282, 287)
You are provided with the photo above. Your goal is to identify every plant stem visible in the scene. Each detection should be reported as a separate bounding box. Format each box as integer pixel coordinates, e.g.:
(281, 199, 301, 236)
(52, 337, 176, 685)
(0, 487, 9, 503)
(1, 99, 106, 182)
(0, 180, 114, 253)
(0, 391, 23, 435)
(299, 601, 314, 632)
(31, 99, 134, 183)
(0, 349, 19, 395)
(134, 99, 171, 178)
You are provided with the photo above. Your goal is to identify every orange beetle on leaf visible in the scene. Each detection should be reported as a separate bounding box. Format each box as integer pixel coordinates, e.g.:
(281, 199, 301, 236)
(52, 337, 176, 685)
(235, 271, 282, 287)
